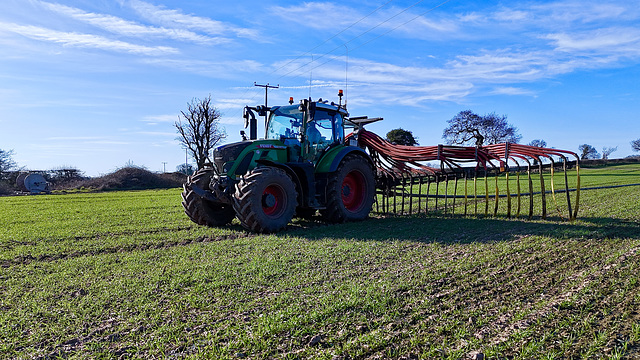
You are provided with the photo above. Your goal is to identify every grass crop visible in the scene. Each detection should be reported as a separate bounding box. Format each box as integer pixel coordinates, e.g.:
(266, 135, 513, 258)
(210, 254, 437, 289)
(1, 164, 640, 359)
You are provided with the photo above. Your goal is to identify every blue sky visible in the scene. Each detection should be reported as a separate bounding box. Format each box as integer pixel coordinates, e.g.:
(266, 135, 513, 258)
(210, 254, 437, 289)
(1, 0, 639, 176)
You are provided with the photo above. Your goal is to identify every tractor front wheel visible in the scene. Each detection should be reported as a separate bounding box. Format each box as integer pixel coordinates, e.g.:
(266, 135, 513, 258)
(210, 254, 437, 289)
(182, 169, 236, 227)
(233, 167, 298, 233)
(321, 155, 375, 223)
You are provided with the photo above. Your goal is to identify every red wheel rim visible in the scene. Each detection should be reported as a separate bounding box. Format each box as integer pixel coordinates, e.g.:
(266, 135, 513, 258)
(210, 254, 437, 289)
(342, 170, 365, 212)
(262, 184, 285, 216)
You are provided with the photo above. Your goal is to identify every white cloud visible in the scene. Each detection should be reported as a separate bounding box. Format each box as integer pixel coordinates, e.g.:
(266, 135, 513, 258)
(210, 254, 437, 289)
(530, 1, 630, 24)
(545, 28, 640, 53)
(493, 9, 530, 22)
(270, 2, 458, 40)
(270, 3, 356, 30)
(39, 1, 224, 44)
(141, 114, 177, 124)
(271, 36, 638, 106)
(140, 58, 264, 78)
(45, 136, 130, 145)
(127, 0, 259, 40)
(490, 87, 537, 96)
(487, 1, 637, 28)
(216, 98, 256, 110)
(274, 56, 476, 104)
(136, 131, 176, 137)
(0, 22, 178, 56)
(47, 136, 104, 141)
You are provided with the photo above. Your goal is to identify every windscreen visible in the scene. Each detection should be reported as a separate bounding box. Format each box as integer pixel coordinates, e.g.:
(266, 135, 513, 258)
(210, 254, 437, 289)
(265, 105, 303, 140)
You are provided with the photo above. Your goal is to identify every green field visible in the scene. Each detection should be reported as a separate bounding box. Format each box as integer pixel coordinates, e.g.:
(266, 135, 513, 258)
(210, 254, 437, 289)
(1, 164, 640, 359)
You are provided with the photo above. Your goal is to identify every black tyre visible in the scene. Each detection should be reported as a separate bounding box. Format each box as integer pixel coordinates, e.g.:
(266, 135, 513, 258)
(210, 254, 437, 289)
(321, 155, 375, 223)
(233, 167, 298, 233)
(181, 169, 236, 227)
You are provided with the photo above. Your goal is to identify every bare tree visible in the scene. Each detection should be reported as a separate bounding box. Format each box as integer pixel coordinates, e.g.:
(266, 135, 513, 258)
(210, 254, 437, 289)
(443, 110, 521, 146)
(578, 144, 599, 160)
(631, 138, 640, 152)
(526, 140, 547, 165)
(175, 95, 227, 169)
(601, 146, 618, 160)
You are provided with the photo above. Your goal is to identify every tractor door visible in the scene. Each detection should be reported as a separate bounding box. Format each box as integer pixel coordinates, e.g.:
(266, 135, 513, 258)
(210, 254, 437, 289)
(303, 108, 344, 162)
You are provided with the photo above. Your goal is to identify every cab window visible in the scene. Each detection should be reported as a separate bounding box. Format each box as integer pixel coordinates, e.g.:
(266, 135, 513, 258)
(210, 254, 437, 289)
(265, 105, 303, 140)
(312, 109, 344, 144)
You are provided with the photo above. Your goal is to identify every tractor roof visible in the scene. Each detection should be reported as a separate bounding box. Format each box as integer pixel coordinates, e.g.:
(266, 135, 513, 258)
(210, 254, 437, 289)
(315, 101, 349, 116)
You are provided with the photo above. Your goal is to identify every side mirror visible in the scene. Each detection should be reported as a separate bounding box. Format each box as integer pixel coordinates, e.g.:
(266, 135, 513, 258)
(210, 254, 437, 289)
(242, 106, 250, 128)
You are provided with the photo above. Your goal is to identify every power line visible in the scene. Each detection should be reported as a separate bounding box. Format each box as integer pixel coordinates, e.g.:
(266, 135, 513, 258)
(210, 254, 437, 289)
(227, 0, 396, 119)
(351, 0, 454, 54)
(228, 0, 453, 119)
(277, 0, 435, 79)
(270, 0, 396, 77)
(280, 0, 454, 80)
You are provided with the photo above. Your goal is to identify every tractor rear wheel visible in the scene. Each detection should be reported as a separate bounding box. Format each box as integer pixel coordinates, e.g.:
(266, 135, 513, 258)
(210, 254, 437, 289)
(233, 167, 298, 233)
(321, 155, 375, 223)
(182, 169, 236, 227)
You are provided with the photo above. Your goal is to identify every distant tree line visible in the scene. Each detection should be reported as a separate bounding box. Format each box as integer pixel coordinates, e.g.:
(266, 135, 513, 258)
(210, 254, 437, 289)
(0, 149, 90, 195)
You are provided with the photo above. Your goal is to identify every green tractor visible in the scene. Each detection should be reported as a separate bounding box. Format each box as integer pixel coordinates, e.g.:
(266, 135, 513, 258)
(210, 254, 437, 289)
(181, 91, 379, 233)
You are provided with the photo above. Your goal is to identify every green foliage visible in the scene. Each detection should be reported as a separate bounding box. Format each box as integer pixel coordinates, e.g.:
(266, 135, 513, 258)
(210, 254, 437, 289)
(1, 164, 640, 359)
(386, 128, 418, 146)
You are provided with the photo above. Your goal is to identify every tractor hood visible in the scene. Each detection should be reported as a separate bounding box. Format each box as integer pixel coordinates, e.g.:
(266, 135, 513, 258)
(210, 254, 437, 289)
(213, 141, 252, 174)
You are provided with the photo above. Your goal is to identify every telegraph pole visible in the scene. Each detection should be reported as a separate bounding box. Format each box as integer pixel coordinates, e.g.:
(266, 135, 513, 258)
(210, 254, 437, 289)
(254, 82, 279, 123)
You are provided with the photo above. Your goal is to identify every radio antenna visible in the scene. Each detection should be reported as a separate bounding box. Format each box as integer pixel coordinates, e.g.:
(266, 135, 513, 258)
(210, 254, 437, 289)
(344, 44, 348, 106)
(309, 54, 313, 99)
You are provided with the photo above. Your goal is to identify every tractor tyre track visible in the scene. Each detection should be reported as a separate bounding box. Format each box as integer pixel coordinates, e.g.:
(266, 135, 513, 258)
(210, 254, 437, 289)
(3, 232, 256, 267)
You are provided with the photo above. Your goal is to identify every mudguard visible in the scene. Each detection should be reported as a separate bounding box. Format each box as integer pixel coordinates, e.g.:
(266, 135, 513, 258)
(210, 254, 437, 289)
(314, 145, 373, 174)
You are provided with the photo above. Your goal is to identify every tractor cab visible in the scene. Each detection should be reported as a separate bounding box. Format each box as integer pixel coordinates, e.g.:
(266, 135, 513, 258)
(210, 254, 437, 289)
(260, 99, 349, 163)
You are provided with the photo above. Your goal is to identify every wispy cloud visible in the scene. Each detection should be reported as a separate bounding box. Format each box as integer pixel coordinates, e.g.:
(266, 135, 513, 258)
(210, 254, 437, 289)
(528, 1, 631, 24)
(490, 87, 537, 96)
(474, 0, 637, 30)
(46, 136, 130, 145)
(39, 1, 224, 44)
(545, 27, 640, 53)
(136, 131, 176, 137)
(140, 58, 263, 78)
(0, 22, 178, 56)
(271, 42, 615, 105)
(270, 2, 458, 40)
(270, 3, 357, 30)
(141, 114, 177, 124)
(269, 0, 640, 105)
(127, 0, 259, 40)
